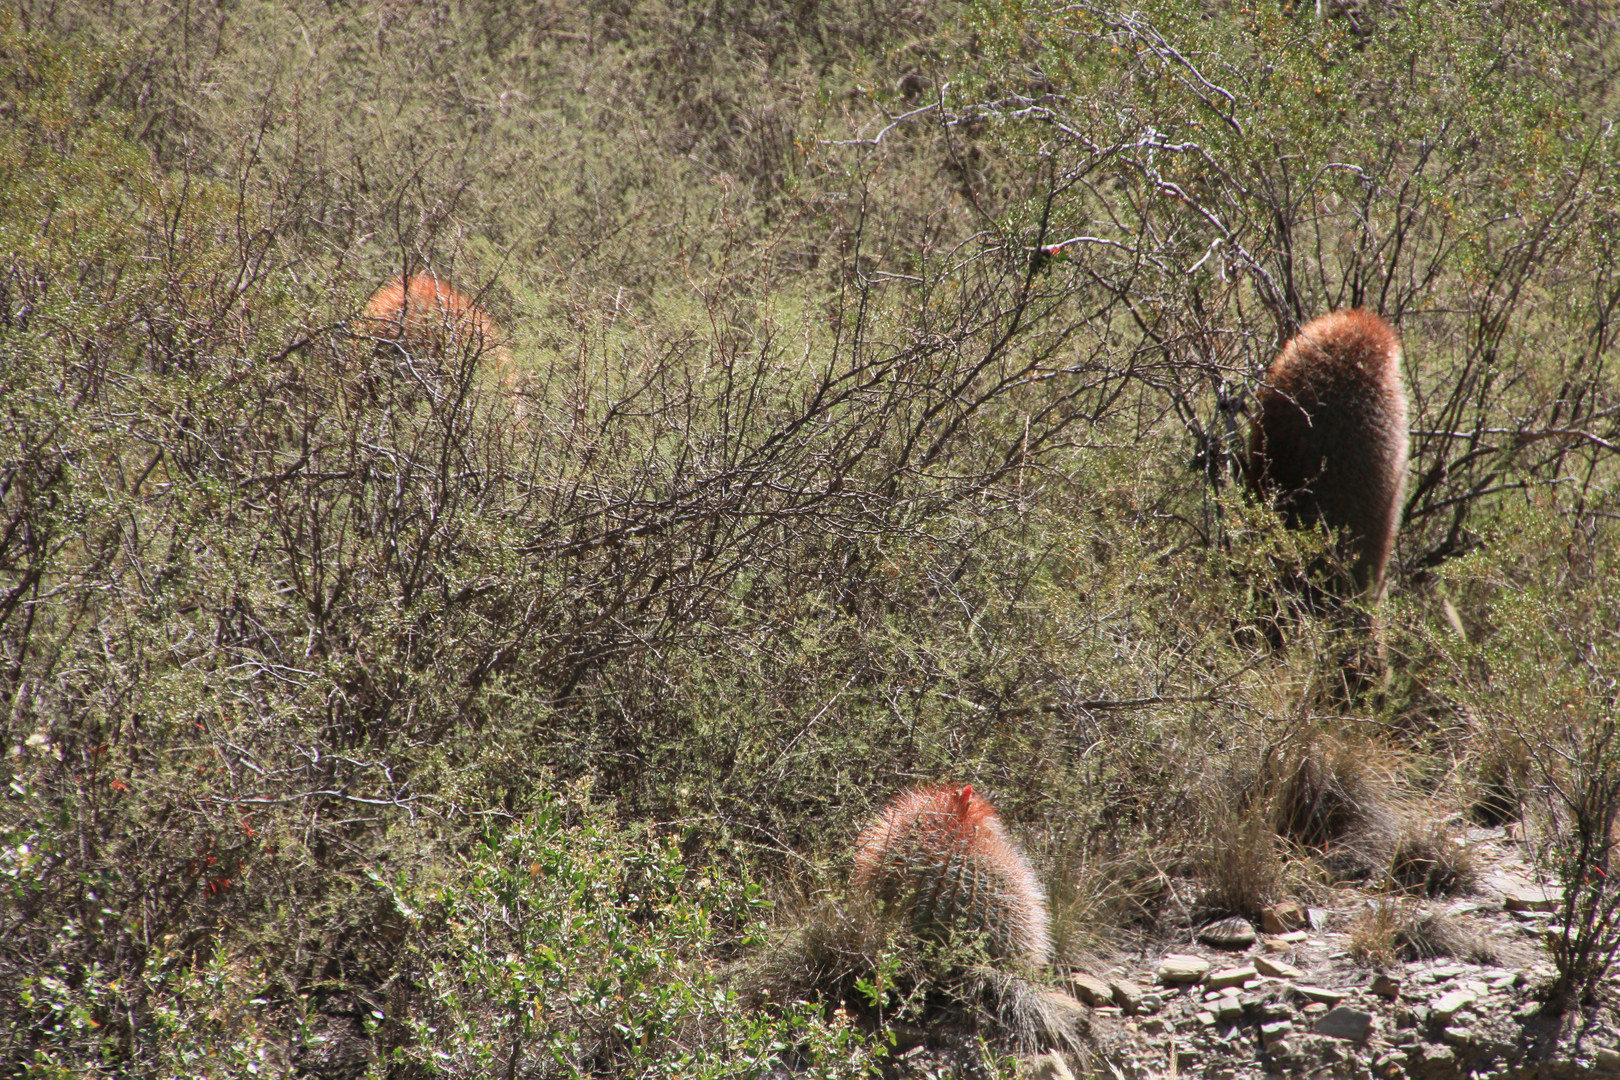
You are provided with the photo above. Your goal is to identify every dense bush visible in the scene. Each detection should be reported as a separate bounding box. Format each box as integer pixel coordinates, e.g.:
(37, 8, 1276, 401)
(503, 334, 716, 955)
(2, 0, 1618, 1072)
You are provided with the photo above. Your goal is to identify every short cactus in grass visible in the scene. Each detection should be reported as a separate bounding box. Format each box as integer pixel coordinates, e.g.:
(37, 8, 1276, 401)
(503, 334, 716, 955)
(851, 784, 1052, 967)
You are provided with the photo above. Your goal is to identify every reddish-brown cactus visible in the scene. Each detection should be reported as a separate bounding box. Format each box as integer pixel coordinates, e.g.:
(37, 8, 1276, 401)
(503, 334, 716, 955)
(355, 272, 517, 390)
(1249, 309, 1409, 599)
(851, 784, 1052, 967)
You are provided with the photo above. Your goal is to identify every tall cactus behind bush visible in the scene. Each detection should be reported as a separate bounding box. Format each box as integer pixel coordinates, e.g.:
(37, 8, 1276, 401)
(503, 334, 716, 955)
(1248, 308, 1409, 600)
(851, 785, 1052, 967)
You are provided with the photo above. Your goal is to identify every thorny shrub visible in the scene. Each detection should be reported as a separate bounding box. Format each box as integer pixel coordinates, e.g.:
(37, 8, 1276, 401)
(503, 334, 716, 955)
(1, 0, 1619, 1071)
(1442, 505, 1620, 1007)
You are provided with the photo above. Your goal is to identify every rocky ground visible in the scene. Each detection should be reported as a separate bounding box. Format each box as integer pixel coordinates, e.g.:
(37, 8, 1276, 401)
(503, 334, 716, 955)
(1039, 824, 1620, 1080)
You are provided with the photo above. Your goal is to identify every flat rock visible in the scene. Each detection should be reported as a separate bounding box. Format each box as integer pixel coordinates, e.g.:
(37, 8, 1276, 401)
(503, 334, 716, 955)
(1254, 998, 1292, 1021)
(1595, 1047, 1620, 1073)
(1259, 1020, 1294, 1048)
(1158, 954, 1211, 984)
(1261, 901, 1307, 934)
(1109, 978, 1145, 1012)
(1431, 989, 1477, 1023)
(1207, 964, 1257, 991)
(1069, 972, 1113, 1006)
(1314, 1006, 1374, 1042)
(1294, 984, 1346, 1006)
(1504, 885, 1558, 912)
(1199, 915, 1257, 948)
(1254, 956, 1302, 979)
(1415, 1044, 1456, 1068)
(1482, 870, 1547, 902)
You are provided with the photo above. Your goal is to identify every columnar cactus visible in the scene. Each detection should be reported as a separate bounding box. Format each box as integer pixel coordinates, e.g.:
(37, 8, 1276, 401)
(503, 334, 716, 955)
(851, 784, 1052, 967)
(1248, 308, 1409, 599)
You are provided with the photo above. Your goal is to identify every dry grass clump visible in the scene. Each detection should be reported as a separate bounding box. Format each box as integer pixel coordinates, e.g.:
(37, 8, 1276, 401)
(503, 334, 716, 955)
(1198, 810, 1288, 919)
(1186, 730, 1413, 920)
(1194, 732, 1402, 918)
(1191, 730, 1476, 945)
(745, 898, 1089, 1060)
(1044, 830, 1185, 960)
(1272, 736, 1400, 880)
(971, 968, 1092, 1059)
(1390, 820, 1477, 897)
(1470, 744, 1531, 827)
(1347, 900, 1404, 967)
(745, 896, 893, 1012)
(1349, 901, 1498, 967)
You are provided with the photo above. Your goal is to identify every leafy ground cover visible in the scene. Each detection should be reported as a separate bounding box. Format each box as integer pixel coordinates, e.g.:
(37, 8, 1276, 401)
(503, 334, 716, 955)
(2, 0, 1618, 1075)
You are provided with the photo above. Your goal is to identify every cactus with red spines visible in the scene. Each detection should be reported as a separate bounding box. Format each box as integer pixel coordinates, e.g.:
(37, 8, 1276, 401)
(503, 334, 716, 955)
(359, 272, 504, 359)
(851, 784, 1052, 967)
(354, 272, 521, 397)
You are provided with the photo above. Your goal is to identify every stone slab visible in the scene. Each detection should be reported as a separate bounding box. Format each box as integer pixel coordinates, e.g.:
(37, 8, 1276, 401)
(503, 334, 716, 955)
(1158, 954, 1211, 984)
(1315, 1006, 1374, 1042)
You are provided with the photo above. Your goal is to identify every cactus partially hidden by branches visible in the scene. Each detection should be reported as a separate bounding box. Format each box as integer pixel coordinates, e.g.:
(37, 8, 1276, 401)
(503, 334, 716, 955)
(1248, 309, 1409, 600)
(354, 272, 518, 395)
(852, 785, 1052, 968)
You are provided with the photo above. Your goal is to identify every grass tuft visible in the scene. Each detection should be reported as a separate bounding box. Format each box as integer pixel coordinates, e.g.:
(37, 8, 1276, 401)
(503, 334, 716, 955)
(1349, 901, 1498, 967)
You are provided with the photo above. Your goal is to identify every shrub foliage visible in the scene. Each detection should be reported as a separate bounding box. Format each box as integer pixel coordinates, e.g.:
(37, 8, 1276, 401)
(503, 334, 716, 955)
(2, 0, 1619, 1072)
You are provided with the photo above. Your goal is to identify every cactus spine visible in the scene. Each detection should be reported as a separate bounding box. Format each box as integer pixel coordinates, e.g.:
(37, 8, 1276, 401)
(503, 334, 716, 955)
(1248, 309, 1409, 599)
(851, 784, 1052, 967)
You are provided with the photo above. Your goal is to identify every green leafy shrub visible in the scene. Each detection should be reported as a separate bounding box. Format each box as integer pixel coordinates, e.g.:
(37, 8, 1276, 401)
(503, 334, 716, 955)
(383, 798, 882, 1078)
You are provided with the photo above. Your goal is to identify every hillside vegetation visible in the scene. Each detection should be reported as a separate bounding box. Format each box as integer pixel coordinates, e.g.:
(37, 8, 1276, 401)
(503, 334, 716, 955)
(2, 0, 1618, 1075)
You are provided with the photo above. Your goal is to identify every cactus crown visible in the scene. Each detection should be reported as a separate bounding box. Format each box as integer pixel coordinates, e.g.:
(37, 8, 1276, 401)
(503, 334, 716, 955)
(851, 784, 1052, 968)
